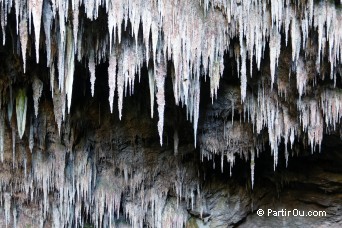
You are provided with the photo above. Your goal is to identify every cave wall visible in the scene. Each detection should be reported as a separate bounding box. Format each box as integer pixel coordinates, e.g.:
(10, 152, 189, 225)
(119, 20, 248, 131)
(0, 0, 341, 227)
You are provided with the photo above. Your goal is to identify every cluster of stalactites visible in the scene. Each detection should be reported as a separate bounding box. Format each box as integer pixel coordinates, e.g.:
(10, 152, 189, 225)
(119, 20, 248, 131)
(0, 0, 228, 145)
(200, 84, 342, 189)
(0, 133, 199, 227)
(0, 1, 341, 160)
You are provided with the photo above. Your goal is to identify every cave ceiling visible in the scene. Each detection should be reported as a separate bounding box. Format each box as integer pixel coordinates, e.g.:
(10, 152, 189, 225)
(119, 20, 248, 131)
(0, 0, 341, 227)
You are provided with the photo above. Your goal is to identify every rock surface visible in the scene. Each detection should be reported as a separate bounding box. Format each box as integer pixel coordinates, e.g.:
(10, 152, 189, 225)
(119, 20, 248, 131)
(0, 0, 341, 227)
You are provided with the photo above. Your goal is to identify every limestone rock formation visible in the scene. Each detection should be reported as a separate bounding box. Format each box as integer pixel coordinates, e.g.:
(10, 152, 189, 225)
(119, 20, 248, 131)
(0, 0, 341, 227)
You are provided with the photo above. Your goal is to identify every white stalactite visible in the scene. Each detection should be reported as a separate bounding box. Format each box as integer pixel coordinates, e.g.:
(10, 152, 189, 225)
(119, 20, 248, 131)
(108, 51, 117, 113)
(19, 18, 28, 73)
(251, 150, 255, 189)
(43, 0, 53, 67)
(4, 192, 11, 226)
(0, 0, 340, 152)
(148, 68, 155, 118)
(65, 26, 75, 114)
(31, 0, 44, 63)
(89, 51, 96, 97)
(155, 62, 166, 146)
(0, 2, 340, 226)
(32, 77, 43, 117)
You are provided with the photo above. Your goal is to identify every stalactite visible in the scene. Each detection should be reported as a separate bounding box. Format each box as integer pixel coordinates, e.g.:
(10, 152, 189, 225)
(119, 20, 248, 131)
(50, 64, 55, 97)
(89, 51, 96, 97)
(155, 61, 166, 146)
(43, 0, 53, 67)
(16, 89, 27, 139)
(29, 120, 34, 153)
(269, 28, 281, 88)
(4, 192, 11, 226)
(250, 150, 255, 189)
(65, 26, 75, 114)
(108, 51, 117, 113)
(0, 0, 340, 226)
(240, 43, 247, 101)
(0, 0, 340, 152)
(19, 18, 28, 73)
(148, 68, 155, 118)
(32, 77, 43, 118)
(31, 0, 44, 63)
(52, 83, 66, 135)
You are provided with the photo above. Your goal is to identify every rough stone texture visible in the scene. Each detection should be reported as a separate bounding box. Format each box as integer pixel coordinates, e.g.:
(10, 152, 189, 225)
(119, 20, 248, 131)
(0, 0, 341, 227)
(240, 142, 342, 228)
(0, 76, 340, 227)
